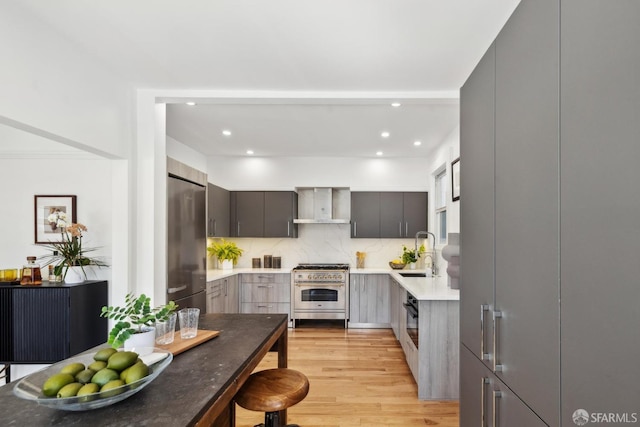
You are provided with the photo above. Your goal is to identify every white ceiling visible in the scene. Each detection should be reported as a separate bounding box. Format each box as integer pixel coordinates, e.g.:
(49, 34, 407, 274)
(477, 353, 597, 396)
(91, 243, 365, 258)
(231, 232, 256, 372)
(12, 0, 521, 158)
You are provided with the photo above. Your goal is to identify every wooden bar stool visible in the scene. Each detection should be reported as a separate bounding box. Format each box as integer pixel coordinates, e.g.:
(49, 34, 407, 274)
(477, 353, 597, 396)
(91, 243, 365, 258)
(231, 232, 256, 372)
(235, 368, 309, 427)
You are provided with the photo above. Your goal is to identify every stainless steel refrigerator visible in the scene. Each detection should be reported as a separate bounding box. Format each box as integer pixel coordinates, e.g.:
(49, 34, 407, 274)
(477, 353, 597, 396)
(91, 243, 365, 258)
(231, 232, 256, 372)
(167, 174, 207, 313)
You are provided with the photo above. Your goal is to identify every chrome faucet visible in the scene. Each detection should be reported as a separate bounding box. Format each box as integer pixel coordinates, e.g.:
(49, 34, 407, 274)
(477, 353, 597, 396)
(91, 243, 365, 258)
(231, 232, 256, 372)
(415, 231, 437, 276)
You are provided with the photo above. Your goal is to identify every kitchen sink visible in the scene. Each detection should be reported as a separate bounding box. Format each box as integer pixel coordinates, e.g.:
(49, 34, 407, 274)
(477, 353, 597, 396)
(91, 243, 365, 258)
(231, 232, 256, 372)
(399, 272, 426, 278)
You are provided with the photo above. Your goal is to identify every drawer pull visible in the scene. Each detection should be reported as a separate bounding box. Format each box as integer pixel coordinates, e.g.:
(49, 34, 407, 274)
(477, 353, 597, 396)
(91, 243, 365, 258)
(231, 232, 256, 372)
(481, 304, 490, 361)
(493, 311, 503, 372)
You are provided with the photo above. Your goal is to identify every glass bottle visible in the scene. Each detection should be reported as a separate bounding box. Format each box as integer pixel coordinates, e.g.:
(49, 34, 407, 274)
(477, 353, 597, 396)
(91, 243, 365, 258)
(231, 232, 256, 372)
(20, 256, 42, 285)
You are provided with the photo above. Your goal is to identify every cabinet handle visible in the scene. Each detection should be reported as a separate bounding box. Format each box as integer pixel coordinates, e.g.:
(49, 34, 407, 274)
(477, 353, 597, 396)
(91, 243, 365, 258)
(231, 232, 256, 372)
(493, 310, 503, 372)
(257, 305, 273, 308)
(213, 219, 217, 236)
(353, 221, 357, 237)
(399, 222, 402, 236)
(257, 285, 273, 288)
(237, 222, 240, 236)
(492, 390, 503, 427)
(481, 377, 490, 427)
(208, 219, 213, 236)
(287, 221, 290, 236)
(480, 304, 490, 361)
(405, 222, 409, 237)
(224, 279, 228, 296)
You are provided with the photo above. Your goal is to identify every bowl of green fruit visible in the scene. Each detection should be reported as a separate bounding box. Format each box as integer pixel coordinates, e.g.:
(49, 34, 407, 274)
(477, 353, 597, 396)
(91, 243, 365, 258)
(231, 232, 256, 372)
(13, 346, 172, 411)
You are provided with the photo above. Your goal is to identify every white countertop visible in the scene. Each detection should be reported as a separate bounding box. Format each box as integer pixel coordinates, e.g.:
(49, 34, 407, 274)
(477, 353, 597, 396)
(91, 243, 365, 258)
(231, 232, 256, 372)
(207, 267, 459, 301)
(207, 268, 291, 281)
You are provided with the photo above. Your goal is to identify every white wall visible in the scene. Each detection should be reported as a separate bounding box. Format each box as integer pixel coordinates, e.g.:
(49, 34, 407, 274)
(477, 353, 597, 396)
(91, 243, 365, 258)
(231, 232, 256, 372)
(0, 156, 113, 282)
(167, 136, 208, 174)
(0, 2, 133, 159)
(207, 156, 431, 191)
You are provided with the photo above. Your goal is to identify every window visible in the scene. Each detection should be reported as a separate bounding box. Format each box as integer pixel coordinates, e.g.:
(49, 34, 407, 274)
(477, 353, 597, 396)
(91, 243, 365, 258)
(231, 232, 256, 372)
(435, 168, 447, 245)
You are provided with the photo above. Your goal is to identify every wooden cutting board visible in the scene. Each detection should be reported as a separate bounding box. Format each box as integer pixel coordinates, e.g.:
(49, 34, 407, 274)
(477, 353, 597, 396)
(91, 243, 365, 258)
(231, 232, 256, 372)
(157, 329, 220, 356)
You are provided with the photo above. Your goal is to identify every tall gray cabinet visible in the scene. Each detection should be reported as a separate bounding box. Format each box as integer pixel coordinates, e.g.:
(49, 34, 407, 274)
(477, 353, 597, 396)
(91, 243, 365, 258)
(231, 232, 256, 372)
(460, 0, 640, 425)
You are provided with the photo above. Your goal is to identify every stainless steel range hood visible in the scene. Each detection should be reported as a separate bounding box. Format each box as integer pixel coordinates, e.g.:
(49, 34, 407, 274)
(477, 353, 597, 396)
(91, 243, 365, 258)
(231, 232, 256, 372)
(293, 187, 351, 224)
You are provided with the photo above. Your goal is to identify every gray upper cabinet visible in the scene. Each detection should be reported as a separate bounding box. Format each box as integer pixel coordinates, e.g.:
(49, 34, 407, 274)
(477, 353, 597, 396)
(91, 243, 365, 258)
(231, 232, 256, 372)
(207, 183, 230, 237)
(264, 191, 298, 238)
(352, 192, 427, 238)
(494, 0, 559, 424)
(350, 192, 380, 238)
(231, 191, 298, 238)
(401, 192, 428, 238)
(560, 0, 640, 422)
(231, 191, 264, 237)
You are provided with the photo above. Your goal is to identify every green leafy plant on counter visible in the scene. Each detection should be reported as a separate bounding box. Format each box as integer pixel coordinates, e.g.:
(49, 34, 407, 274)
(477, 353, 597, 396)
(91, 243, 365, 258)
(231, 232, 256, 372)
(100, 293, 178, 349)
(207, 239, 244, 265)
(401, 245, 421, 264)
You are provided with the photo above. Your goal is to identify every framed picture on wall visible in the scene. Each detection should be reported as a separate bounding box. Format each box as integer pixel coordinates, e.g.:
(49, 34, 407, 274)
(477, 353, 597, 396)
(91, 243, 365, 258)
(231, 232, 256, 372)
(34, 195, 77, 244)
(451, 157, 460, 202)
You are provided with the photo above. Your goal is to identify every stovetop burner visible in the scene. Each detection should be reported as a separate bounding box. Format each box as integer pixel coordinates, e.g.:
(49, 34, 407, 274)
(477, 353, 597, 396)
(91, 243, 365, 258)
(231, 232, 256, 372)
(294, 263, 350, 270)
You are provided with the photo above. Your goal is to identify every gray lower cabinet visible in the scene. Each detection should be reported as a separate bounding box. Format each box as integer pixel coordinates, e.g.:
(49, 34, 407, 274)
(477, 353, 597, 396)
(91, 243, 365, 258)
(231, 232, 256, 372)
(207, 183, 230, 237)
(348, 274, 390, 327)
(206, 275, 238, 314)
(239, 273, 290, 321)
(460, 346, 546, 427)
(389, 277, 459, 400)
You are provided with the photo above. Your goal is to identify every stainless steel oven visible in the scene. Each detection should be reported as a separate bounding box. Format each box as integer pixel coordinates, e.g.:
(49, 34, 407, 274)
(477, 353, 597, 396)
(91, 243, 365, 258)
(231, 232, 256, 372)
(403, 291, 419, 348)
(292, 264, 349, 328)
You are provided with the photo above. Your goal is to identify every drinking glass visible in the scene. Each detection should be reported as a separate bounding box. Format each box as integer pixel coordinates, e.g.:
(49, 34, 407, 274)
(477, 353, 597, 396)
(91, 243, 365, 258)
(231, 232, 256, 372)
(178, 308, 200, 339)
(155, 312, 177, 345)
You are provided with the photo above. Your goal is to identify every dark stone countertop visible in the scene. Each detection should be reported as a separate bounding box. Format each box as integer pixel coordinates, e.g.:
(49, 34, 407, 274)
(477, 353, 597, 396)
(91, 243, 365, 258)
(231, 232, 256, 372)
(0, 313, 288, 426)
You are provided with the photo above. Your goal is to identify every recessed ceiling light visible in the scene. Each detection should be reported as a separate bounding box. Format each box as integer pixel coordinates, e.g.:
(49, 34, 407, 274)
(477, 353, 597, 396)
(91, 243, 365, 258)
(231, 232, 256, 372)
(376, 151, 383, 156)
(380, 131, 390, 138)
(246, 150, 254, 155)
(414, 140, 422, 146)
(222, 130, 232, 136)
(391, 102, 401, 107)
(186, 102, 196, 106)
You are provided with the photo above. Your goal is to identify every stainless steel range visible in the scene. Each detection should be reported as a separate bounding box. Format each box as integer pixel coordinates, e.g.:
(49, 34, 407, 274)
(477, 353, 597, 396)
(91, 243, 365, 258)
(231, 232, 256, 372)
(292, 263, 350, 328)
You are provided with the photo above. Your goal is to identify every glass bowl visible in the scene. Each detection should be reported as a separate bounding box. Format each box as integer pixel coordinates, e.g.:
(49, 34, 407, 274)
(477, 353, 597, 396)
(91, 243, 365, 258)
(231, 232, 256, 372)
(13, 347, 172, 411)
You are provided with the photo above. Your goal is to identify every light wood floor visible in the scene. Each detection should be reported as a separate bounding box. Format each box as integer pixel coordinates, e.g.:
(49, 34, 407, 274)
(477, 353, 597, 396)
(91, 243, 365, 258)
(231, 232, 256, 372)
(235, 326, 459, 427)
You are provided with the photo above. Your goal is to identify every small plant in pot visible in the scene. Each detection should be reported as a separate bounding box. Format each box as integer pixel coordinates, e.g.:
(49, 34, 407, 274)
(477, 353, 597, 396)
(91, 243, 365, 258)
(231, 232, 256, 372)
(101, 293, 178, 349)
(207, 239, 243, 270)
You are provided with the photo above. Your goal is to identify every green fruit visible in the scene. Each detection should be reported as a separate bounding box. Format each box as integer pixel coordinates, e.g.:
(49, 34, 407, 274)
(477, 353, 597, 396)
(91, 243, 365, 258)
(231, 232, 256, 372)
(75, 368, 96, 384)
(59, 362, 85, 376)
(57, 382, 83, 398)
(77, 383, 100, 402)
(91, 368, 119, 387)
(88, 360, 107, 371)
(93, 347, 117, 362)
(42, 373, 75, 397)
(100, 379, 125, 397)
(106, 351, 138, 372)
(124, 362, 149, 384)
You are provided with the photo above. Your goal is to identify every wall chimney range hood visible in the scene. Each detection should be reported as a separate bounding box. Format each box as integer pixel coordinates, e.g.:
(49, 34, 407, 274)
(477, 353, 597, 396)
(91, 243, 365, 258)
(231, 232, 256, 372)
(293, 187, 351, 224)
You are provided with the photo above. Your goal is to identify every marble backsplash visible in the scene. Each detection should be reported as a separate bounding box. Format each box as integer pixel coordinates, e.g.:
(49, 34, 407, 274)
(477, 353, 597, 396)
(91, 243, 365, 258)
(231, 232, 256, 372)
(207, 223, 441, 270)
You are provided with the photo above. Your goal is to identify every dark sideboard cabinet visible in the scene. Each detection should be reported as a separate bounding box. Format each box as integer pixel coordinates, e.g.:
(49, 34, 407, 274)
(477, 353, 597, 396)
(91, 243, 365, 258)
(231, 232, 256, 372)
(0, 281, 108, 367)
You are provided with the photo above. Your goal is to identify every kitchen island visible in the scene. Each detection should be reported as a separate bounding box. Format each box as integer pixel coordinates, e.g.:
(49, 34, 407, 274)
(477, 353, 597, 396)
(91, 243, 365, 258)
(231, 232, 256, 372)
(0, 313, 288, 426)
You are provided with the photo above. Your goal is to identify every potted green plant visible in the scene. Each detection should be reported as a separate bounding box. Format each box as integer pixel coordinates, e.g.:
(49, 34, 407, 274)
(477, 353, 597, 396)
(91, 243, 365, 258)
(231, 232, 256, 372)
(207, 239, 243, 270)
(100, 293, 178, 350)
(401, 245, 419, 269)
(39, 222, 109, 283)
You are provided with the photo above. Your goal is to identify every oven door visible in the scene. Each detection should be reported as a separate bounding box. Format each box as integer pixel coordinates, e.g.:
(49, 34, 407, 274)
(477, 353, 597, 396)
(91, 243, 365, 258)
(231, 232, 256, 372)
(404, 299, 419, 348)
(294, 282, 346, 311)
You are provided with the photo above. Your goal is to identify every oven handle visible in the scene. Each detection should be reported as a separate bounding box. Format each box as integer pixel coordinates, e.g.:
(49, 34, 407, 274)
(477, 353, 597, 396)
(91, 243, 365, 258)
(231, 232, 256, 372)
(403, 302, 419, 319)
(294, 282, 345, 287)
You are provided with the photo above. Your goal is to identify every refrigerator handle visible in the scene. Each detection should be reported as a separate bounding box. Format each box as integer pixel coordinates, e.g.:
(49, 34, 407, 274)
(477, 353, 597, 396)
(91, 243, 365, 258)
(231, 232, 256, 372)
(168, 285, 188, 294)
